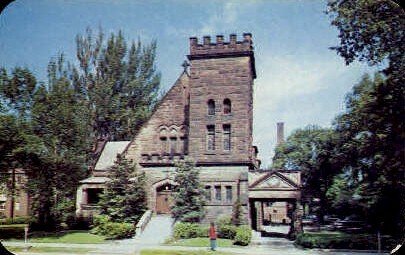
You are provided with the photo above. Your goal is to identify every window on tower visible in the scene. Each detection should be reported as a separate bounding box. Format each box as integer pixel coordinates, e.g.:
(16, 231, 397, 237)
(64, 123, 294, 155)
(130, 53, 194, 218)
(208, 99, 215, 115)
(223, 124, 231, 151)
(223, 98, 231, 114)
(207, 125, 215, 151)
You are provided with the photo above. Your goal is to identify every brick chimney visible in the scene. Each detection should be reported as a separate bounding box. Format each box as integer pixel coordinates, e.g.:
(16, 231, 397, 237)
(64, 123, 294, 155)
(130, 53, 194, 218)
(277, 122, 285, 145)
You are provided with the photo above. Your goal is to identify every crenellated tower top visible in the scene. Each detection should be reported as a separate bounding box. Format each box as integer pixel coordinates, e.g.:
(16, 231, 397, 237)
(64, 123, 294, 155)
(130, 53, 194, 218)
(188, 33, 256, 78)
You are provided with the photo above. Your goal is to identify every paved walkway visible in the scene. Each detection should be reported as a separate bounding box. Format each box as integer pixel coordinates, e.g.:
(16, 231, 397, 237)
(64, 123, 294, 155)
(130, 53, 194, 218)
(3, 226, 389, 255)
(4, 239, 388, 255)
(135, 214, 174, 245)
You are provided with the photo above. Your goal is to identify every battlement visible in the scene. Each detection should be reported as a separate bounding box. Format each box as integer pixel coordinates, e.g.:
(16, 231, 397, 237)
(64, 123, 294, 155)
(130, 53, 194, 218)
(188, 33, 253, 59)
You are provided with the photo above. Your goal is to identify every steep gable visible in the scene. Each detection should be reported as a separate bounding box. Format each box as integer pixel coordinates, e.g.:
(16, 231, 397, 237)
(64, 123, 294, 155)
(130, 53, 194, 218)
(125, 72, 190, 164)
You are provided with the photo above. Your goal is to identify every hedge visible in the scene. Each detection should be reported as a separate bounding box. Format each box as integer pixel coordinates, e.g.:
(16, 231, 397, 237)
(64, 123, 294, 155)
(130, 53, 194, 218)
(90, 215, 135, 239)
(173, 222, 208, 239)
(0, 225, 26, 239)
(295, 232, 397, 250)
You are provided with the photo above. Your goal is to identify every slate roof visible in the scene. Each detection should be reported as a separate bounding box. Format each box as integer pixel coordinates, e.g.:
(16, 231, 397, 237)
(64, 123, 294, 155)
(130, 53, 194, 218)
(94, 141, 130, 171)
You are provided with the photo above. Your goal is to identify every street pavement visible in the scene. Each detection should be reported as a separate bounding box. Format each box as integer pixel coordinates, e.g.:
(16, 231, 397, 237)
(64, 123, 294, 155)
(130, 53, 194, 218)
(3, 218, 389, 255)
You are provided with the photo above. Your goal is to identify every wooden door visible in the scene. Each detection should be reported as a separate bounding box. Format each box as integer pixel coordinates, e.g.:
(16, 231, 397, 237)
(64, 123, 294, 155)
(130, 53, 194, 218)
(156, 191, 172, 214)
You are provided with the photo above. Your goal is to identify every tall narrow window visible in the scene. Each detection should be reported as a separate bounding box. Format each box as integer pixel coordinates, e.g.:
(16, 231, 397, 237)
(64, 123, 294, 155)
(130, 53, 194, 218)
(170, 137, 177, 154)
(160, 137, 168, 153)
(226, 186, 232, 202)
(207, 125, 215, 151)
(180, 137, 187, 154)
(215, 186, 222, 201)
(223, 98, 231, 114)
(205, 186, 211, 201)
(208, 99, 215, 115)
(223, 124, 231, 151)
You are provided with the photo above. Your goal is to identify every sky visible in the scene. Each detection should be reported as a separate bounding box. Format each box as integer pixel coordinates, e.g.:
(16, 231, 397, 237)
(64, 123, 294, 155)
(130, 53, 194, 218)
(0, 0, 375, 167)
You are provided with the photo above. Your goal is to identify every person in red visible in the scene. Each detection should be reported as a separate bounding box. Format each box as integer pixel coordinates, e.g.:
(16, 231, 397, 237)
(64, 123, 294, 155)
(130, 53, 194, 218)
(209, 222, 217, 251)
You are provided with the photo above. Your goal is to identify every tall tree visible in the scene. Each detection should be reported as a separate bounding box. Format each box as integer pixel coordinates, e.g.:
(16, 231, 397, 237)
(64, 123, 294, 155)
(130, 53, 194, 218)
(272, 126, 339, 221)
(74, 28, 161, 140)
(328, 1, 404, 238)
(98, 156, 147, 223)
(333, 73, 404, 237)
(171, 160, 206, 223)
(327, 0, 404, 75)
(0, 67, 36, 118)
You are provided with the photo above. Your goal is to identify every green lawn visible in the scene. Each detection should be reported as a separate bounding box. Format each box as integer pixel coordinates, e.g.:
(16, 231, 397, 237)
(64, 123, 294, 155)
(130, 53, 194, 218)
(7, 246, 91, 253)
(28, 230, 106, 244)
(166, 238, 235, 247)
(0, 224, 27, 228)
(141, 249, 235, 255)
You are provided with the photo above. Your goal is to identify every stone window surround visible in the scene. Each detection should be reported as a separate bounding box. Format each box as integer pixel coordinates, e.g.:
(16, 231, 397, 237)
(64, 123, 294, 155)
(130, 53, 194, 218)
(223, 98, 232, 114)
(207, 99, 215, 115)
(204, 181, 237, 206)
(158, 125, 187, 155)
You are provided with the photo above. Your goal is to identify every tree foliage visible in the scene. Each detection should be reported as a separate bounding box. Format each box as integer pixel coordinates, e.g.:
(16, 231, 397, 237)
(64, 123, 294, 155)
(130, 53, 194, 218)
(74, 28, 161, 140)
(327, 0, 404, 75)
(327, 1, 404, 238)
(333, 73, 404, 236)
(98, 156, 147, 223)
(0, 27, 160, 229)
(272, 126, 339, 221)
(171, 160, 205, 223)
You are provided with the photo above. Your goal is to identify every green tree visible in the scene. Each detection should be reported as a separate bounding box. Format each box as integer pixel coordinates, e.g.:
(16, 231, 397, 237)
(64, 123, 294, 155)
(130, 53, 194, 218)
(0, 67, 36, 118)
(328, 0, 404, 238)
(171, 160, 205, 223)
(98, 156, 147, 223)
(74, 28, 161, 140)
(327, 0, 404, 75)
(333, 73, 404, 237)
(272, 126, 339, 221)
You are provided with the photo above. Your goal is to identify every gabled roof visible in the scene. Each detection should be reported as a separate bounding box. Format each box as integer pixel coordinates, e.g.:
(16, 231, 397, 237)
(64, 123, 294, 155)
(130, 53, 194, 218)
(249, 171, 299, 190)
(94, 141, 131, 170)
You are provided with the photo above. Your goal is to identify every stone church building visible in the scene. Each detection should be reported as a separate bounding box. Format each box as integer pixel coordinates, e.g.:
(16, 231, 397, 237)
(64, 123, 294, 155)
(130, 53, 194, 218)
(76, 33, 302, 231)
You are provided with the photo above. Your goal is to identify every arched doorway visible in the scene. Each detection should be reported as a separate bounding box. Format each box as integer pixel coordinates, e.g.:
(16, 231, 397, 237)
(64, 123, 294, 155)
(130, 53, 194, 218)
(156, 183, 175, 214)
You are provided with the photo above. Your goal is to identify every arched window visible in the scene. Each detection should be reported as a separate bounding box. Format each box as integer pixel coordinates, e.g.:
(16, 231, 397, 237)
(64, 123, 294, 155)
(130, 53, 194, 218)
(223, 98, 231, 114)
(207, 99, 215, 115)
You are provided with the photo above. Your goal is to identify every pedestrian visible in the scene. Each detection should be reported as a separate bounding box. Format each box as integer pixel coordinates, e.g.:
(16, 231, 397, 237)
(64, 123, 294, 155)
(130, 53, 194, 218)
(209, 222, 217, 251)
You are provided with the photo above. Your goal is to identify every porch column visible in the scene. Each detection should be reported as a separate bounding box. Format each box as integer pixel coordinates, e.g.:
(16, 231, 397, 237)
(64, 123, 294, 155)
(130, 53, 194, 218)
(256, 201, 263, 231)
(288, 201, 303, 239)
(293, 201, 303, 235)
(82, 188, 88, 205)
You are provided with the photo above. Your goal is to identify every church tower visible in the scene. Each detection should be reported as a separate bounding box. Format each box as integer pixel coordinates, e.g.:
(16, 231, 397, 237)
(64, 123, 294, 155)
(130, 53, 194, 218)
(187, 34, 256, 167)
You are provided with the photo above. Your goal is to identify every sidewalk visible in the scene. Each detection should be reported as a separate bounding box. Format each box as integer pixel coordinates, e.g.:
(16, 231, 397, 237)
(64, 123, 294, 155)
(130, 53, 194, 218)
(4, 240, 389, 255)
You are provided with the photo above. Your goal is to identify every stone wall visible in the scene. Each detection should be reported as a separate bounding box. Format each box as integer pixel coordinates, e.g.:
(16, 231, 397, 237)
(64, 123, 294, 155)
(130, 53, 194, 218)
(125, 73, 190, 164)
(187, 34, 255, 165)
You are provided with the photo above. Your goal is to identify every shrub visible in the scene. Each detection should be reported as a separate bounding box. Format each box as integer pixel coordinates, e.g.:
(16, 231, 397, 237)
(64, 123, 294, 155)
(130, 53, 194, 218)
(233, 225, 252, 246)
(216, 215, 237, 239)
(0, 216, 32, 225)
(295, 232, 397, 250)
(90, 215, 135, 239)
(173, 222, 208, 239)
(0, 225, 25, 239)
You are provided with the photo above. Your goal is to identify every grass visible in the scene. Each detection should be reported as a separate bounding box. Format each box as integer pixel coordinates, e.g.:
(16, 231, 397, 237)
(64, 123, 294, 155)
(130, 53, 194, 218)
(7, 246, 91, 253)
(141, 249, 235, 255)
(166, 237, 235, 247)
(0, 224, 27, 228)
(29, 230, 106, 244)
(5, 230, 106, 244)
